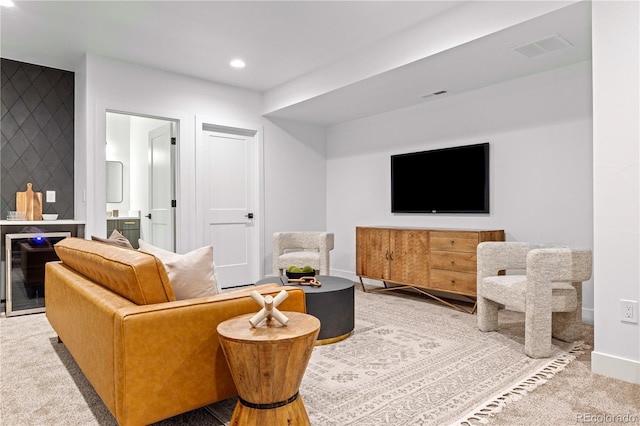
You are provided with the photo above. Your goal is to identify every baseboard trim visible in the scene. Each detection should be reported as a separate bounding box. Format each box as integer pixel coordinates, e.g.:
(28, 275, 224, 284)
(581, 307, 594, 325)
(592, 351, 640, 385)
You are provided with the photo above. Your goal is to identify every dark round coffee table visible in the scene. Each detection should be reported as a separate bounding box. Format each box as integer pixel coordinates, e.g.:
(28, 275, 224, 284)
(255, 275, 355, 345)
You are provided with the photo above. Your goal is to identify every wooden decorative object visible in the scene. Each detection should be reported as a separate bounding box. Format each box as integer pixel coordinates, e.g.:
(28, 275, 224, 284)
(287, 276, 322, 287)
(249, 289, 289, 327)
(16, 183, 43, 221)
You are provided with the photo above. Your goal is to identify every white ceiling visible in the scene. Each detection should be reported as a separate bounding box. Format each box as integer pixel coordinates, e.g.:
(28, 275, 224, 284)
(0, 1, 591, 127)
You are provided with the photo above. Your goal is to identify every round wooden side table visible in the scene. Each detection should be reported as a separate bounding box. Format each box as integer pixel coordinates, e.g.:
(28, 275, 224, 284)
(217, 311, 320, 425)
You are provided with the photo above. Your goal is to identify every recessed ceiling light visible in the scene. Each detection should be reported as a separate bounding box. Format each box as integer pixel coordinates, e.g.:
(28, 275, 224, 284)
(230, 59, 246, 69)
(0, 0, 15, 7)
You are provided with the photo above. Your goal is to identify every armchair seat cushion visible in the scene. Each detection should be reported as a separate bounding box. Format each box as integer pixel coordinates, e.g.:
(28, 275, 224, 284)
(278, 251, 322, 268)
(482, 276, 577, 312)
(481, 276, 527, 311)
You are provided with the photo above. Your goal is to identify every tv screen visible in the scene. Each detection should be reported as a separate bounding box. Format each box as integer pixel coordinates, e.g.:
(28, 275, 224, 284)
(391, 143, 489, 213)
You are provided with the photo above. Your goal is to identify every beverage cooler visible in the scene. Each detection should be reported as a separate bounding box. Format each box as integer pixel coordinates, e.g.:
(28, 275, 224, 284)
(4, 232, 71, 317)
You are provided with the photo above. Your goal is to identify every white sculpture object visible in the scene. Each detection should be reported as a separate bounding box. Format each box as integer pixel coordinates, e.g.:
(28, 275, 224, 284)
(249, 289, 289, 327)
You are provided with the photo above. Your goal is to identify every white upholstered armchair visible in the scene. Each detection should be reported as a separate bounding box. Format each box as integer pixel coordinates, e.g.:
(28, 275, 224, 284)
(273, 232, 334, 276)
(476, 241, 592, 358)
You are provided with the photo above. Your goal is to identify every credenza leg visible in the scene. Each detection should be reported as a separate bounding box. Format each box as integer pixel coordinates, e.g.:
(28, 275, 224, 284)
(359, 277, 368, 293)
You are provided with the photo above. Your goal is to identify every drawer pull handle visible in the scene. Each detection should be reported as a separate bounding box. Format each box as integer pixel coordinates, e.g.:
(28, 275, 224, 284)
(123, 221, 136, 225)
(450, 260, 455, 264)
(450, 239, 455, 245)
(450, 279, 456, 284)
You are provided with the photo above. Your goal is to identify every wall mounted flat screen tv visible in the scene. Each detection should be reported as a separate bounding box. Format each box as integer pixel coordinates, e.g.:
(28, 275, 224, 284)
(391, 142, 489, 213)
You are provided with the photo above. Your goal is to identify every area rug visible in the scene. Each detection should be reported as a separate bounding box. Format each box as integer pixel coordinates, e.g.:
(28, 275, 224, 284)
(0, 287, 582, 426)
(205, 288, 583, 426)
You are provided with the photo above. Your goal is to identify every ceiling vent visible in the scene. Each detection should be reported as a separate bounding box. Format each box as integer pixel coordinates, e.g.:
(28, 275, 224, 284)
(420, 90, 448, 99)
(513, 34, 573, 58)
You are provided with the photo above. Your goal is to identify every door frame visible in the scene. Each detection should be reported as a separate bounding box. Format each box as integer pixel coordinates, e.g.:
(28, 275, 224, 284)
(195, 115, 264, 282)
(94, 99, 193, 252)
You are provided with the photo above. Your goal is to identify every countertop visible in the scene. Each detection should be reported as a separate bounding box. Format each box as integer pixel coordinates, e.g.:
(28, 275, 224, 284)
(1, 220, 86, 226)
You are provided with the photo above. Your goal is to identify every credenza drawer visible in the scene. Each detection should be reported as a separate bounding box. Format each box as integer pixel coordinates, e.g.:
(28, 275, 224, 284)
(430, 251, 477, 272)
(118, 220, 139, 230)
(429, 269, 476, 296)
(430, 231, 479, 252)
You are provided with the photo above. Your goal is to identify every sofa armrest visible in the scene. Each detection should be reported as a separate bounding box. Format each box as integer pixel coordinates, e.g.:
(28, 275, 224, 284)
(45, 260, 136, 417)
(112, 284, 306, 425)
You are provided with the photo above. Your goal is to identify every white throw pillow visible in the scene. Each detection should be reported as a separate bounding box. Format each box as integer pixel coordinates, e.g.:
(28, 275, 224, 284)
(138, 240, 219, 299)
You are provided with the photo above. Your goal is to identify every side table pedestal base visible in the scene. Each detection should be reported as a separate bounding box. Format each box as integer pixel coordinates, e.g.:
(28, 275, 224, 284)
(230, 394, 310, 425)
(218, 312, 320, 426)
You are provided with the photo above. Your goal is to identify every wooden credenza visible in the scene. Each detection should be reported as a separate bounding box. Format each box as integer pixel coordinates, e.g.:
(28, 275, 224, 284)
(355, 226, 505, 313)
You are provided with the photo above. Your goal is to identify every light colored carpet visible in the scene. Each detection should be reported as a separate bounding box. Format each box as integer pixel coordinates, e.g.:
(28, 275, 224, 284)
(205, 288, 580, 426)
(1, 287, 635, 425)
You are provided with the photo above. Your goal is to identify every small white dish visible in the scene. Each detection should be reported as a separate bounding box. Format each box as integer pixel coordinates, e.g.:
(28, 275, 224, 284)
(42, 214, 58, 221)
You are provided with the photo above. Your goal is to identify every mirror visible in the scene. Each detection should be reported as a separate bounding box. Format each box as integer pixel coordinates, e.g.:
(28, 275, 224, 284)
(106, 161, 123, 202)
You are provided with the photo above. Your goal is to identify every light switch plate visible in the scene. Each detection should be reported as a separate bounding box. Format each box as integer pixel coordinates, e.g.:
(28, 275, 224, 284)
(46, 191, 56, 203)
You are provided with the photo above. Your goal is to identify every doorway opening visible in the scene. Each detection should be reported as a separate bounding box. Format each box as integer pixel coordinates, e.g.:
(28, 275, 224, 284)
(106, 111, 177, 251)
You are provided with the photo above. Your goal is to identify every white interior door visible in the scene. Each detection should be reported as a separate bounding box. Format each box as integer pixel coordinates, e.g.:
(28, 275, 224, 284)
(148, 123, 175, 251)
(200, 128, 258, 288)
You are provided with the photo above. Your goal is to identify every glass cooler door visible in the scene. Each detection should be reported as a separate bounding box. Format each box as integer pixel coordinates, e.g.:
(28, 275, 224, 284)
(5, 232, 70, 317)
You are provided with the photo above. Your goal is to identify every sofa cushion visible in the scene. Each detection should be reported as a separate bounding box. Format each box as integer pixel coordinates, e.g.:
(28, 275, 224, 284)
(54, 237, 175, 304)
(138, 240, 219, 300)
(91, 229, 134, 249)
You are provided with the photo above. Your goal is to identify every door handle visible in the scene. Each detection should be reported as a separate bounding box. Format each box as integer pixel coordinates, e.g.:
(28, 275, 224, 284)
(145, 213, 152, 219)
(245, 213, 254, 219)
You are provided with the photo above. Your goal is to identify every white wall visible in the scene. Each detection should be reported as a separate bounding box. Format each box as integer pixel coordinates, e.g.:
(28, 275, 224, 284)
(105, 112, 130, 213)
(261, 118, 328, 273)
(75, 55, 327, 278)
(592, 0, 640, 384)
(326, 62, 594, 320)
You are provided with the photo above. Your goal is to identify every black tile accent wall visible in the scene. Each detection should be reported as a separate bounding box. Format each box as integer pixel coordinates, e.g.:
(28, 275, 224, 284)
(1, 58, 74, 219)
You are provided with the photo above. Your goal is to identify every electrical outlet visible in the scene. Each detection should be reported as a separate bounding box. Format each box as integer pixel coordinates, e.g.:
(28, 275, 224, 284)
(620, 300, 638, 324)
(46, 191, 56, 203)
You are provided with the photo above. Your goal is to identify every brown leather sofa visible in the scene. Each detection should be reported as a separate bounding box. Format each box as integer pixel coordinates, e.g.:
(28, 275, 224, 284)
(45, 237, 306, 426)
